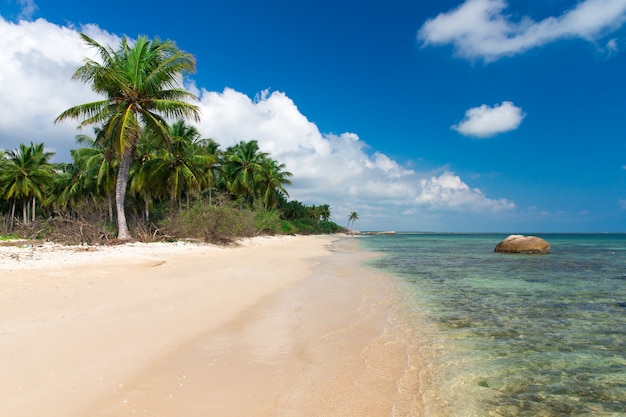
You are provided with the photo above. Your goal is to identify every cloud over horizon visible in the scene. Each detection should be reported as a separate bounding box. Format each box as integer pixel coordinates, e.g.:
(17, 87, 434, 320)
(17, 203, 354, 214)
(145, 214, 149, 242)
(418, 0, 626, 61)
(0, 14, 517, 230)
(452, 101, 525, 138)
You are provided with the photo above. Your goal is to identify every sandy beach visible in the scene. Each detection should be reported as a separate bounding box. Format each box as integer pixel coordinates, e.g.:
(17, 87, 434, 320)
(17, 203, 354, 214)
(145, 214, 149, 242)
(0, 235, 427, 416)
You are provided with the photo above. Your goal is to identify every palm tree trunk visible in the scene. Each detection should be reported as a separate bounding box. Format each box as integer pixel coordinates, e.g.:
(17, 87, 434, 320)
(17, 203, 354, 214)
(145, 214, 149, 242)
(144, 193, 150, 222)
(32, 196, 36, 223)
(9, 200, 16, 231)
(108, 192, 114, 223)
(22, 200, 28, 224)
(115, 147, 132, 240)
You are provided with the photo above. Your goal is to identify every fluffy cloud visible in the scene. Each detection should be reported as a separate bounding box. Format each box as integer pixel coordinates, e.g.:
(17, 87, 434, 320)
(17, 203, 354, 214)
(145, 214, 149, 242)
(418, 0, 626, 61)
(193, 89, 516, 220)
(452, 101, 524, 138)
(0, 16, 119, 155)
(415, 172, 515, 211)
(0, 15, 516, 230)
(193, 88, 418, 206)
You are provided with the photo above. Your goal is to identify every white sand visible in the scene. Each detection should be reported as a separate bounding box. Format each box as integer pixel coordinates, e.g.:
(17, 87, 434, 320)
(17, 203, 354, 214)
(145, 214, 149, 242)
(0, 235, 430, 416)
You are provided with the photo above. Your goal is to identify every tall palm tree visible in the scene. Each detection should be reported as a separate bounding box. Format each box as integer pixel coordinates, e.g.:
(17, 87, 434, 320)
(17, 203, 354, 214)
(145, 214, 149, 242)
(132, 120, 216, 214)
(70, 132, 118, 221)
(55, 34, 199, 240)
(347, 211, 359, 234)
(256, 158, 292, 210)
(1, 142, 55, 225)
(223, 140, 269, 206)
(318, 204, 331, 222)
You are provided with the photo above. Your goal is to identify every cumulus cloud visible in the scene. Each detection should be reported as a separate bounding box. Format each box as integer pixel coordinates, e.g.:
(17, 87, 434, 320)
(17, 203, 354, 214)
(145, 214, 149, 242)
(418, 0, 626, 61)
(0, 14, 516, 230)
(0, 16, 119, 155)
(415, 172, 515, 211)
(193, 88, 417, 204)
(452, 101, 524, 138)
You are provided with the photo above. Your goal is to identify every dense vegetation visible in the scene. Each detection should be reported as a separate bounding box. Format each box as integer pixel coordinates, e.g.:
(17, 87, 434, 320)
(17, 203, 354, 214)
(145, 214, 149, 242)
(0, 34, 344, 244)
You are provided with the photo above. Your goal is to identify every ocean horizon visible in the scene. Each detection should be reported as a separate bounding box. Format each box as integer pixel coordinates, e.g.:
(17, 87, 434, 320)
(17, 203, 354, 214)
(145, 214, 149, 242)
(359, 233, 625, 416)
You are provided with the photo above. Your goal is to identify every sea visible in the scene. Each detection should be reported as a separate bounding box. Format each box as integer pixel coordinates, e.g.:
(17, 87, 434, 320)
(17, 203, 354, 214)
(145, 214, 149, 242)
(358, 233, 626, 417)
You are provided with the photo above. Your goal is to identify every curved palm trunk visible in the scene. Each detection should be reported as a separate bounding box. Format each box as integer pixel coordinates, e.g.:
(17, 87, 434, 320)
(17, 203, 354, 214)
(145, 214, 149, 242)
(115, 147, 133, 240)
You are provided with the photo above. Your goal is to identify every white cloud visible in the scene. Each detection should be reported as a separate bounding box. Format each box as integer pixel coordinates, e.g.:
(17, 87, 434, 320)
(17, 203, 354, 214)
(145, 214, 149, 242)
(0, 15, 516, 231)
(418, 0, 626, 61)
(0, 16, 119, 156)
(452, 101, 524, 137)
(193, 88, 517, 224)
(17, 0, 37, 20)
(415, 172, 515, 211)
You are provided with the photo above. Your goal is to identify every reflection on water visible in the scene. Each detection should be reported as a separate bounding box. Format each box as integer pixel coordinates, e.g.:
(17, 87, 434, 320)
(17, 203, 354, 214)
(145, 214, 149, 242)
(361, 233, 626, 416)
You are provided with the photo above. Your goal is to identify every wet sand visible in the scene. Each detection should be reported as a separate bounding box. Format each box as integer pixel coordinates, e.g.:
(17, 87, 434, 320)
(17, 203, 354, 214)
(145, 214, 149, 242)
(0, 235, 427, 416)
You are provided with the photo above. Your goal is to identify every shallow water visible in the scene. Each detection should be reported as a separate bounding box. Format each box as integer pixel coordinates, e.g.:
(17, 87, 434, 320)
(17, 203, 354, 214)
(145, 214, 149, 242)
(360, 233, 626, 417)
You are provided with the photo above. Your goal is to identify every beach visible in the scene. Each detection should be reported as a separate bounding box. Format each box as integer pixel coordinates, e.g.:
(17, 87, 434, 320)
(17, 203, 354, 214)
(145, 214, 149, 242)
(0, 235, 424, 416)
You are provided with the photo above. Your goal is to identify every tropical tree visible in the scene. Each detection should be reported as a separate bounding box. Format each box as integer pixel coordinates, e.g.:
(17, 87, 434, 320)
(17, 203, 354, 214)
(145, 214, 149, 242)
(222, 140, 269, 206)
(280, 199, 307, 220)
(55, 34, 199, 240)
(69, 132, 118, 221)
(347, 211, 359, 233)
(0, 142, 56, 226)
(131, 120, 216, 216)
(256, 158, 292, 209)
(318, 204, 331, 221)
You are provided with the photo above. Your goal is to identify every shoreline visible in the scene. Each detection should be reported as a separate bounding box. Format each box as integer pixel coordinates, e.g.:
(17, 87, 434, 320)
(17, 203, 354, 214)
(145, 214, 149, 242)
(0, 235, 430, 416)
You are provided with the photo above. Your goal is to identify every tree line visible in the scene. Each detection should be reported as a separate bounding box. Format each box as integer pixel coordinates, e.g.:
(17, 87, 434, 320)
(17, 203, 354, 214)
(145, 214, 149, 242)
(0, 34, 343, 241)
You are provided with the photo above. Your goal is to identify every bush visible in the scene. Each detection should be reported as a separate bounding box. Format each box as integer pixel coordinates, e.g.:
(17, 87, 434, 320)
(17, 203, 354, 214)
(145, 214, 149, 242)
(281, 218, 345, 235)
(160, 200, 259, 244)
(254, 209, 282, 235)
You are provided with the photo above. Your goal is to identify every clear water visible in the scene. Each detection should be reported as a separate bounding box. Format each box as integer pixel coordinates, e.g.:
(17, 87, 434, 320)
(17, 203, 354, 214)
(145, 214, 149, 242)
(360, 233, 626, 416)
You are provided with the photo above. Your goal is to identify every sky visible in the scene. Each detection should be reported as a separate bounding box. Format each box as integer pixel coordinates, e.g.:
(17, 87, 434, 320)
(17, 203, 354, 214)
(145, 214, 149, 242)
(1, 0, 625, 232)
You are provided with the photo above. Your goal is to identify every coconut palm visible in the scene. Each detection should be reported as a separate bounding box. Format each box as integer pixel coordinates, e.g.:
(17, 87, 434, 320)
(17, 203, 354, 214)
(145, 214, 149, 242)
(223, 140, 269, 206)
(1, 142, 55, 226)
(70, 132, 118, 221)
(256, 158, 292, 210)
(55, 34, 199, 240)
(131, 120, 216, 215)
(347, 211, 359, 233)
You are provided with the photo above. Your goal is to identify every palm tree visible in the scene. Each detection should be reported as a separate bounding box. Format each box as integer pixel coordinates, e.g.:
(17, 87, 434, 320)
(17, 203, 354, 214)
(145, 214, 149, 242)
(280, 199, 306, 220)
(55, 34, 199, 240)
(318, 204, 331, 222)
(196, 138, 222, 205)
(132, 120, 216, 215)
(70, 132, 118, 221)
(223, 140, 269, 206)
(347, 211, 359, 234)
(256, 158, 292, 210)
(0, 143, 55, 226)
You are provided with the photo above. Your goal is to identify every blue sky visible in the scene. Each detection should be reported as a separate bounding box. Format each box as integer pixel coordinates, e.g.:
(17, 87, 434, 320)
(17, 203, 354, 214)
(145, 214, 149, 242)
(1, 0, 625, 232)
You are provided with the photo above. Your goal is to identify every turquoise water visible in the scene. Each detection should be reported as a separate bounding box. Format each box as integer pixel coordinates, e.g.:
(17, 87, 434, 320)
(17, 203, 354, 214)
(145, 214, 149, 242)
(360, 233, 626, 416)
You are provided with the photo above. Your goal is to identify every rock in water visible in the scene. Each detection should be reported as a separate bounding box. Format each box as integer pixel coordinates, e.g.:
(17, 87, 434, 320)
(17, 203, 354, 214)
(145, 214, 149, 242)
(494, 235, 550, 254)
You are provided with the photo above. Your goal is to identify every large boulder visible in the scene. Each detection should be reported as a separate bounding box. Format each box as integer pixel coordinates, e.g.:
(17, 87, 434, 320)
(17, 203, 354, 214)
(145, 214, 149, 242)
(494, 235, 550, 254)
